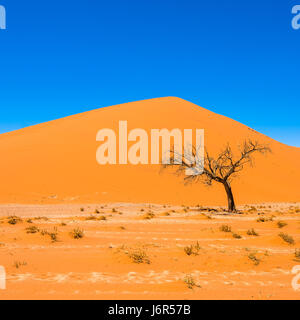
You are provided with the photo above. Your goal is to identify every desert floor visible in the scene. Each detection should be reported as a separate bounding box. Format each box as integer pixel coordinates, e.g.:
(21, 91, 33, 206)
(0, 202, 300, 300)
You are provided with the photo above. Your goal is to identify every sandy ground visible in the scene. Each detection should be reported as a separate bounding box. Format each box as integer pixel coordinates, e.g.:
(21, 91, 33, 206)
(0, 202, 300, 300)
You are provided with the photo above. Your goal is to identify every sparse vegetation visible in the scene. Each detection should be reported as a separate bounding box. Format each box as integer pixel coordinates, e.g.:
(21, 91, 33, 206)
(257, 216, 273, 223)
(295, 249, 300, 260)
(248, 252, 261, 265)
(70, 228, 84, 239)
(184, 242, 201, 256)
(128, 249, 150, 264)
(277, 221, 287, 228)
(40, 228, 58, 242)
(183, 275, 200, 289)
(25, 226, 39, 234)
(8, 216, 22, 225)
(80, 208, 84, 212)
(112, 208, 117, 213)
(247, 228, 259, 236)
(48, 232, 58, 242)
(220, 225, 232, 233)
(232, 233, 242, 239)
(143, 212, 155, 220)
(279, 232, 295, 245)
(14, 261, 27, 269)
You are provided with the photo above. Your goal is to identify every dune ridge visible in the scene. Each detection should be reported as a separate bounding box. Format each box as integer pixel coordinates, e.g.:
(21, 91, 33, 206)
(0, 97, 299, 205)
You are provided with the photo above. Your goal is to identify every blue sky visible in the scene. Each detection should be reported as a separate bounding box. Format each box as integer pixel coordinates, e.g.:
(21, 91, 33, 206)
(0, 0, 299, 146)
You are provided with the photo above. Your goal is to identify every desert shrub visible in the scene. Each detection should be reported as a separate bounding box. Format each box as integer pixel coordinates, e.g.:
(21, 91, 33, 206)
(70, 228, 84, 239)
(295, 249, 300, 259)
(8, 216, 22, 225)
(112, 208, 117, 213)
(277, 221, 287, 228)
(98, 215, 107, 221)
(143, 212, 155, 220)
(220, 225, 232, 233)
(80, 208, 84, 212)
(33, 216, 48, 221)
(183, 275, 200, 289)
(248, 252, 261, 265)
(279, 233, 295, 245)
(257, 216, 273, 223)
(25, 226, 39, 234)
(247, 228, 259, 236)
(14, 261, 27, 269)
(95, 209, 100, 214)
(232, 233, 242, 239)
(128, 250, 150, 264)
(26, 219, 33, 224)
(49, 232, 58, 242)
(184, 242, 201, 256)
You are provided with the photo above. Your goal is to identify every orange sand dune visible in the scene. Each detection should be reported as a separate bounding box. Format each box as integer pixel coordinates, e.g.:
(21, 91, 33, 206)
(0, 97, 299, 205)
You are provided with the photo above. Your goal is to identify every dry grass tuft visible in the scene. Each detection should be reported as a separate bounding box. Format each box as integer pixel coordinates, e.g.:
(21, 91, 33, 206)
(247, 228, 259, 236)
(220, 225, 232, 233)
(279, 233, 295, 245)
(70, 228, 84, 239)
(128, 249, 150, 264)
(25, 226, 39, 234)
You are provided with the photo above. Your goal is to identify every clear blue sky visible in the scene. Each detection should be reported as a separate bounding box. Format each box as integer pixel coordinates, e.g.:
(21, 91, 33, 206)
(0, 0, 299, 146)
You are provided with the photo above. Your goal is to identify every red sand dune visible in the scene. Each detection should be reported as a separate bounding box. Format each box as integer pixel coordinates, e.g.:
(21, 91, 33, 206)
(0, 97, 299, 205)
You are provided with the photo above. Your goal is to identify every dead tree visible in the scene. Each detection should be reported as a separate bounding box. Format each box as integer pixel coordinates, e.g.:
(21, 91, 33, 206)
(164, 140, 271, 213)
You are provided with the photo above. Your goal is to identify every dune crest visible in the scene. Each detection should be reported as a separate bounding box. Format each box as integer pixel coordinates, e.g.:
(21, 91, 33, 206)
(0, 97, 299, 205)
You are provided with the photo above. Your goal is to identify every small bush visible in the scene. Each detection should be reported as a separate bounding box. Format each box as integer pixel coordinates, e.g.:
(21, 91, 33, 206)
(183, 275, 200, 289)
(80, 208, 84, 212)
(49, 232, 58, 242)
(70, 228, 84, 239)
(220, 225, 232, 233)
(247, 228, 259, 236)
(8, 216, 22, 225)
(295, 249, 300, 260)
(143, 212, 155, 220)
(14, 261, 27, 269)
(248, 253, 261, 266)
(279, 233, 295, 245)
(128, 250, 150, 264)
(112, 208, 117, 213)
(232, 233, 242, 239)
(257, 216, 273, 223)
(26, 226, 39, 234)
(277, 221, 287, 228)
(184, 242, 201, 256)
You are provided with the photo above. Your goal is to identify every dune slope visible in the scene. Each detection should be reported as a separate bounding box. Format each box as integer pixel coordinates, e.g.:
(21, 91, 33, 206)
(0, 97, 299, 205)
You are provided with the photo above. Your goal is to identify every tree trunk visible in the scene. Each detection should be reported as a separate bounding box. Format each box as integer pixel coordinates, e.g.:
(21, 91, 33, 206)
(223, 181, 236, 212)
